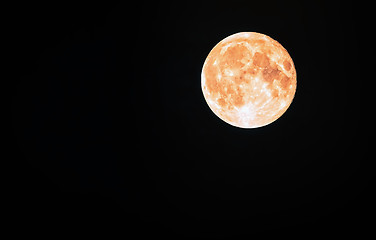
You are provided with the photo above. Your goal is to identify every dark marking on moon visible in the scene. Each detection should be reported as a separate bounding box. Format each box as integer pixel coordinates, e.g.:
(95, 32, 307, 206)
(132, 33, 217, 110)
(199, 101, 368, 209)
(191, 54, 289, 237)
(283, 60, 291, 71)
(253, 52, 270, 68)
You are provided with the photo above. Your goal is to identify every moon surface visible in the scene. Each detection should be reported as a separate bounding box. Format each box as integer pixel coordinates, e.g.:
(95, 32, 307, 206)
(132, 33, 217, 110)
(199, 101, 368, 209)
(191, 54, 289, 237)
(201, 32, 297, 128)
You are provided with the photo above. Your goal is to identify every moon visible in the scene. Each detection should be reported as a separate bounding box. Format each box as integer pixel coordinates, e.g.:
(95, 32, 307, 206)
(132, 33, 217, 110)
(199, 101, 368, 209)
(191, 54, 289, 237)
(201, 32, 297, 128)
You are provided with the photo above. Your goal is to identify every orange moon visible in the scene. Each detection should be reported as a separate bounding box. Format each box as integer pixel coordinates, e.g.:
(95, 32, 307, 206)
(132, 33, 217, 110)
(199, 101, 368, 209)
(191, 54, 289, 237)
(201, 32, 297, 128)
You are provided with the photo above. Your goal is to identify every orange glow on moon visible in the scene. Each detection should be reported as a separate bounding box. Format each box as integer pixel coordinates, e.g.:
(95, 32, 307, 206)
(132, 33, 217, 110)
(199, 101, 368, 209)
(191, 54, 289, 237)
(201, 32, 297, 128)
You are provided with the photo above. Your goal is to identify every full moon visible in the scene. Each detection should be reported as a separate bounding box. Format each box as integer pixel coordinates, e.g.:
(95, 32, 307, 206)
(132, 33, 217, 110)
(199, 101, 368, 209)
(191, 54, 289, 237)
(201, 32, 297, 128)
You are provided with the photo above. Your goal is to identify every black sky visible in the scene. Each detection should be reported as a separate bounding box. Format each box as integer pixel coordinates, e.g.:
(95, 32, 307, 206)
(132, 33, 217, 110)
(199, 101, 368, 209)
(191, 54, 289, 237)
(11, 1, 373, 238)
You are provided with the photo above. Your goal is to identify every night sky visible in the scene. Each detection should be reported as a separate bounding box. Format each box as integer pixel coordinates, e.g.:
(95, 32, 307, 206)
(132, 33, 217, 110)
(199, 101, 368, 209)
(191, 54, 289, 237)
(11, 1, 373, 238)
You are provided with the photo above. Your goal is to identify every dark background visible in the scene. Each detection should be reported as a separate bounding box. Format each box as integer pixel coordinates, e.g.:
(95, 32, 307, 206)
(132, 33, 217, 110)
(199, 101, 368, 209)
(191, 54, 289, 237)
(11, 1, 373, 238)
